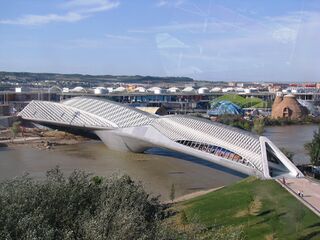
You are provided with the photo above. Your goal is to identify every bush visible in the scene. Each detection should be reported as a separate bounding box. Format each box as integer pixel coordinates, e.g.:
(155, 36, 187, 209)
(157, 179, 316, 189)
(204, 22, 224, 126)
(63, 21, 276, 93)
(10, 121, 21, 139)
(0, 167, 174, 240)
(216, 114, 252, 131)
(252, 118, 265, 135)
(305, 127, 320, 166)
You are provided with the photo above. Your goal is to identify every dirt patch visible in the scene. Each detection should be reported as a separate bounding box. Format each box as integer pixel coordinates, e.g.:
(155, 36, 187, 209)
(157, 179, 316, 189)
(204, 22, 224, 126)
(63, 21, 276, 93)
(1, 128, 89, 150)
(163, 186, 224, 204)
(249, 198, 262, 216)
(234, 197, 262, 218)
(265, 233, 277, 240)
(234, 209, 248, 218)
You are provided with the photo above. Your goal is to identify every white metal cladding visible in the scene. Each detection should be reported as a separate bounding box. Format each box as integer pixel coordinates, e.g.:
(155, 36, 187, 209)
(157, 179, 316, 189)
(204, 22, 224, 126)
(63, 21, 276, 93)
(151, 115, 263, 172)
(62, 97, 157, 128)
(18, 97, 303, 178)
(18, 100, 115, 129)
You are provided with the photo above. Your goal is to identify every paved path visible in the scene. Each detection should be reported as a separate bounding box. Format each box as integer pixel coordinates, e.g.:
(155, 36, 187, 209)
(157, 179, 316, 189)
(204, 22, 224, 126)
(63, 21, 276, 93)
(277, 178, 320, 217)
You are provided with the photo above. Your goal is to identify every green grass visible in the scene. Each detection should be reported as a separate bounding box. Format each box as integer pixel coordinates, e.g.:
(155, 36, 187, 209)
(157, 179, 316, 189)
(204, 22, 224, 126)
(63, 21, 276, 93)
(175, 177, 320, 240)
(211, 94, 271, 108)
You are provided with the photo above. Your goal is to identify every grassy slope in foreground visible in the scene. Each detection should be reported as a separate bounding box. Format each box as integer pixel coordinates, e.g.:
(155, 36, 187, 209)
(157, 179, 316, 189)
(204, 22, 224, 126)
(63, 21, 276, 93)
(176, 177, 320, 240)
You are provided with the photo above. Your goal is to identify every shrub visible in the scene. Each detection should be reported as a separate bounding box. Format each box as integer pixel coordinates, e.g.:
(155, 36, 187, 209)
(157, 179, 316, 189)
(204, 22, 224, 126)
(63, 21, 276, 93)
(0, 167, 174, 240)
(10, 121, 21, 139)
(252, 118, 265, 135)
(305, 127, 320, 166)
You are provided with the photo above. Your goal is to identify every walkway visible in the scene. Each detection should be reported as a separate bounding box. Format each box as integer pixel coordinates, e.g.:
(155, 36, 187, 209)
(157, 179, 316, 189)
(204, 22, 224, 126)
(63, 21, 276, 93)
(277, 177, 320, 217)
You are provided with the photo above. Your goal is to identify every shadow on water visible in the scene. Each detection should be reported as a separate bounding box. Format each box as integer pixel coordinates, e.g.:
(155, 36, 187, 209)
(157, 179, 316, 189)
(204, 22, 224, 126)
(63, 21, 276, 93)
(145, 147, 248, 178)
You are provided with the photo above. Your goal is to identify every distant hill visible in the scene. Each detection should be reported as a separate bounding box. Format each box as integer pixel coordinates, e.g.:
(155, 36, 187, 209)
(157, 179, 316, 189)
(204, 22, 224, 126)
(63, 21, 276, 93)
(0, 71, 194, 84)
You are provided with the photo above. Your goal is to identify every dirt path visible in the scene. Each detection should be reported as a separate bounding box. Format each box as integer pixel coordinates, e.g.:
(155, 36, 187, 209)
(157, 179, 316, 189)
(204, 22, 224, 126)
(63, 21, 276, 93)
(164, 186, 224, 204)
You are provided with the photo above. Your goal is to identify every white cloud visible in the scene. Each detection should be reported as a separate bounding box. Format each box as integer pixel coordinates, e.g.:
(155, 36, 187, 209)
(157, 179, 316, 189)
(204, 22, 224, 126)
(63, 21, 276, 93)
(156, 0, 184, 8)
(272, 27, 297, 44)
(156, 33, 189, 48)
(63, 0, 120, 13)
(153, 9, 320, 81)
(0, 12, 86, 26)
(0, 0, 119, 26)
(105, 34, 140, 41)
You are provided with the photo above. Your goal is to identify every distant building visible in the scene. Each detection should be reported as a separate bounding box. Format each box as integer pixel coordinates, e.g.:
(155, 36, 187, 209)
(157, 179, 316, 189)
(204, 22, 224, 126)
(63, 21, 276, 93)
(182, 86, 196, 93)
(271, 93, 308, 120)
(210, 87, 221, 92)
(71, 86, 86, 93)
(0, 104, 10, 116)
(167, 87, 180, 93)
(147, 87, 162, 94)
(133, 87, 146, 93)
(208, 100, 244, 116)
(114, 86, 127, 93)
(94, 87, 108, 95)
(197, 87, 209, 94)
(15, 87, 30, 93)
(62, 88, 70, 93)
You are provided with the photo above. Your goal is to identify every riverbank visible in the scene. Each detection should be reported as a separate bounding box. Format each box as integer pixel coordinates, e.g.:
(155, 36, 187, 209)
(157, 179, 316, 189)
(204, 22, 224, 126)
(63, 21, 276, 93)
(0, 128, 89, 150)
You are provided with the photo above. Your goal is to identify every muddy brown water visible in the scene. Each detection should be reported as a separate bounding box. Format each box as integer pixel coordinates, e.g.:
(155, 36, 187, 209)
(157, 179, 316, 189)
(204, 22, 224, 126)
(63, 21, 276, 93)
(0, 124, 317, 200)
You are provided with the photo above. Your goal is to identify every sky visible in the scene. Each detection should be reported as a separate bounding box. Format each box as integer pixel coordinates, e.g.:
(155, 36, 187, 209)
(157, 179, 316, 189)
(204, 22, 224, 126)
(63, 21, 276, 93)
(0, 0, 319, 82)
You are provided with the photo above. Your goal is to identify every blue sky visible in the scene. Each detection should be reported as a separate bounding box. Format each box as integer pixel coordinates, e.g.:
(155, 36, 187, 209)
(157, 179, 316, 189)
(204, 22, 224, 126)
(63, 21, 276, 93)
(0, 0, 319, 82)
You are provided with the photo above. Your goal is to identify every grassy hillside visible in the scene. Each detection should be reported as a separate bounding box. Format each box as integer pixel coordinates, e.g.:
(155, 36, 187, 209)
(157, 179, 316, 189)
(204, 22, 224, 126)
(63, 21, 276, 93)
(172, 177, 320, 240)
(211, 94, 271, 108)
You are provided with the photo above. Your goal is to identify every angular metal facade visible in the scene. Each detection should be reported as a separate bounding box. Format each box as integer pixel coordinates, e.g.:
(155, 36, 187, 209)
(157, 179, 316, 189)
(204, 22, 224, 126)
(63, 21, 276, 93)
(19, 97, 303, 179)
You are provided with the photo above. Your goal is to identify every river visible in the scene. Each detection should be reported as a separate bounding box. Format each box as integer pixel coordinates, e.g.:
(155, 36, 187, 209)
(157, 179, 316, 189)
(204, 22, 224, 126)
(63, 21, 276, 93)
(0, 124, 318, 200)
(0, 142, 243, 201)
(264, 124, 319, 165)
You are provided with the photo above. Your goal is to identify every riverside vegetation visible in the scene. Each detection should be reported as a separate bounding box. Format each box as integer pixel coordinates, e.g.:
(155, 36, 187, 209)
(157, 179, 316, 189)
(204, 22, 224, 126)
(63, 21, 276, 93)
(0, 167, 173, 240)
(1, 168, 320, 239)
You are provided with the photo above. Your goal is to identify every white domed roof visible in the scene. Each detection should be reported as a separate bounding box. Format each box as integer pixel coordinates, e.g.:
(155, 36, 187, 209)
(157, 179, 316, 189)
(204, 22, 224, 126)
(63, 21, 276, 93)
(210, 87, 221, 92)
(71, 86, 86, 92)
(134, 87, 146, 92)
(198, 87, 209, 93)
(94, 87, 107, 94)
(147, 87, 162, 91)
(167, 87, 180, 92)
(114, 86, 127, 92)
(182, 86, 195, 92)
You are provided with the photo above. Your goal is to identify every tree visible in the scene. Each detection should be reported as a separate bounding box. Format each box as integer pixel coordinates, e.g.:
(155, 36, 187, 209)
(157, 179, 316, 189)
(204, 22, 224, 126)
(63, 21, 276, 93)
(0, 167, 174, 240)
(279, 147, 295, 162)
(10, 121, 21, 139)
(304, 127, 320, 166)
(252, 118, 265, 135)
(170, 183, 175, 202)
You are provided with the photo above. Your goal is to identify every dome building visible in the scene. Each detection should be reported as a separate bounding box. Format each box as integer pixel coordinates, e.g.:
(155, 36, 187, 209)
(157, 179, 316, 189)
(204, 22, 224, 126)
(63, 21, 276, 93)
(198, 87, 209, 94)
(271, 94, 308, 120)
(167, 87, 180, 93)
(208, 100, 244, 116)
(182, 86, 196, 93)
(71, 86, 86, 93)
